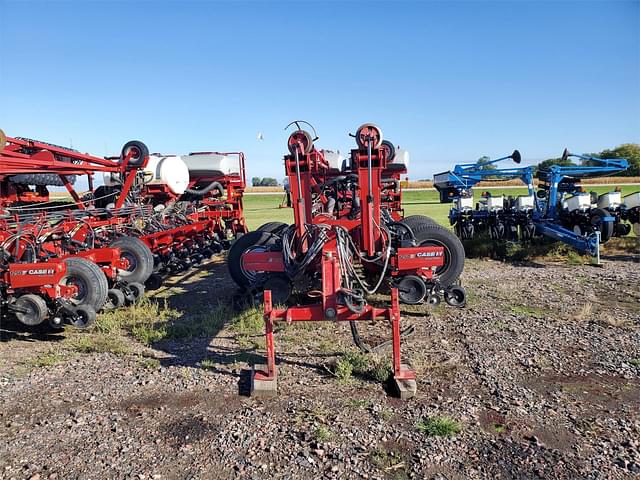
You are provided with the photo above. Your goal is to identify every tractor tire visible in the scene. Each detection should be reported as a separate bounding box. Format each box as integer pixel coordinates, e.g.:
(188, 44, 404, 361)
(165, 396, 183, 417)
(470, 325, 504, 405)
(590, 208, 614, 243)
(256, 222, 289, 236)
(402, 215, 437, 228)
(110, 236, 154, 284)
(410, 223, 465, 287)
(228, 230, 279, 288)
(62, 257, 109, 311)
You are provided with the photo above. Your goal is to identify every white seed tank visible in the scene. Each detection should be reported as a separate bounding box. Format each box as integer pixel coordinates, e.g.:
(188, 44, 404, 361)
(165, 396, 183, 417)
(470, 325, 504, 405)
(103, 155, 190, 195)
(480, 195, 504, 212)
(320, 150, 345, 172)
(455, 196, 474, 211)
(516, 195, 535, 211)
(388, 148, 409, 170)
(597, 192, 622, 209)
(623, 192, 640, 209)
(143, 155, 190, 195)
(564, 193, 591, 212)
(180, 153, 240, 177)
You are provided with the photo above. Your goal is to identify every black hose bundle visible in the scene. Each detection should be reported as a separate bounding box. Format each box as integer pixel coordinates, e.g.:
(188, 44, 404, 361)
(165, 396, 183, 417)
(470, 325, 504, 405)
(183, 181, 224, 197)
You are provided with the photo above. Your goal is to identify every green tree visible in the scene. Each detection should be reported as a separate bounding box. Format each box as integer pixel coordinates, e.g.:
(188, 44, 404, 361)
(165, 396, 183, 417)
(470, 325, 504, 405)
(476, 156, 497, 171)
(260, 177, 278, 187)
(598, 143, 640, 176)
(251, 177, 262, 187)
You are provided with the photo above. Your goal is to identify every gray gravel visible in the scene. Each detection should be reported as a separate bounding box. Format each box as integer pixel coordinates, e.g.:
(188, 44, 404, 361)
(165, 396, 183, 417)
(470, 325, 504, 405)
(1, 255, 639, 479)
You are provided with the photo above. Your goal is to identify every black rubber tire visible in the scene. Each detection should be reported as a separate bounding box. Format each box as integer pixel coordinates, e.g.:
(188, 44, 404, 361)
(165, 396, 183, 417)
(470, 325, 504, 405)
(104, 288, 126, 310)
(227, 230, 279, 288)
(256, 222, 289, 236)
(145, 273, 163, 291)
(380, 140, 396, 162)
(590, 208, 614, 243)
(110, 236, 154, 283)
(127, 282, 145, 304)
(444, 285, 466, 307)
(14, 294, 48, 326)
(402, 215, 438, 228)
(69, 305, 96, 329)
(410, 223, 465, 287)
(120, 140, 149, 167)
(62, 257, 109, 311)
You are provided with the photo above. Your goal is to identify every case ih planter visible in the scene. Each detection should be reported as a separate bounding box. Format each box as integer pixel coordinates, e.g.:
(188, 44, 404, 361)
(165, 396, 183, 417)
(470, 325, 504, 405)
(229, 122, 466, 398)
(0, 129, 248, 327)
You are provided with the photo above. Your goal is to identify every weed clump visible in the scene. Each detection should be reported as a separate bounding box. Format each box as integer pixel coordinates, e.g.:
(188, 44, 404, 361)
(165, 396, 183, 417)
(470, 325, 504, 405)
(416, 416, 462, 437)
(332, 350, 393, 383)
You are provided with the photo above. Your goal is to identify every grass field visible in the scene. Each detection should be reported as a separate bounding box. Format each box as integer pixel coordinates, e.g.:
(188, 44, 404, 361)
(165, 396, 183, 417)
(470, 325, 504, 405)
(242, 185, 640, 230)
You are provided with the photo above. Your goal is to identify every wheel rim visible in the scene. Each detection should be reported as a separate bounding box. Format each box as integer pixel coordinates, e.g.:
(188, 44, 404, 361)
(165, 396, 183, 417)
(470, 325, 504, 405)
(119, 251, 138, 277)
(63, 275, 88, 305)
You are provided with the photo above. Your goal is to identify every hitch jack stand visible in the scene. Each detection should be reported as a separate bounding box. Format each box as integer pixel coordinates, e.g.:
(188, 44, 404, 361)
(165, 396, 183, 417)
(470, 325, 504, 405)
(250, 288, 417, 400)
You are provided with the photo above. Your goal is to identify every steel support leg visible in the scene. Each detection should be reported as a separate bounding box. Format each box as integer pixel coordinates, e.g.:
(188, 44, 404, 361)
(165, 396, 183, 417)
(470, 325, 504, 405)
(390, 288, 417, 399)
(251, 290, 278, 397)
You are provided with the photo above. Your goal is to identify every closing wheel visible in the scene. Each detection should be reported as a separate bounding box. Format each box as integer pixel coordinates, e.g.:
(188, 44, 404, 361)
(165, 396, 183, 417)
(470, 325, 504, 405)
(62, 257, 109, 311)
(68, 305, 96, 329)
(355, 123, 383, 149)
(287, 130, 314, 155)
(228, 230, 279, 288)
(397, 275, 427, 305)
(127, 282, 145, 304)
(104, 288, 126, 310)
(256, 222, 289, 236)
(426, 295, 440, 307)
(520, 224, 535, 240)
(444, 285, 466, 307)
(263, 275, 292, 305)
(410, 223, 465, 287)
(14, 294, 48, 326)
(120, 140, 149, 167)
(590, 208, 614, 243)
(380, 140, 396, 162)
(145, 273, 163, 291)
(110, 236, 154, 284)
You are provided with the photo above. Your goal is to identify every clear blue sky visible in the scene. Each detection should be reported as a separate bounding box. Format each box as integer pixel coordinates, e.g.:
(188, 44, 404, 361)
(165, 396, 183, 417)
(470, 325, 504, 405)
(1, 0, 638, 182)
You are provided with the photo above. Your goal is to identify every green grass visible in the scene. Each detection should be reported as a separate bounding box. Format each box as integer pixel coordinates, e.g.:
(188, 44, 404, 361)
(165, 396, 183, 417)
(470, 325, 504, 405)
(332, 350, 393, 384)
(630, 358, 640, 367)
(70, 334, 130, 356)
(509, 305, 548, 319)
(23, 350, 66, 368)
(314, 425, 331, 442)
(416, 416, 462, 437)
(243, 185, 639, 232)
(343, 398, 372, 409)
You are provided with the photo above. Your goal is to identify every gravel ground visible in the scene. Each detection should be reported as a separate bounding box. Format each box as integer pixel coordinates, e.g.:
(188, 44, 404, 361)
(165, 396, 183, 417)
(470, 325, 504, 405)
(1, 252, 639, 480)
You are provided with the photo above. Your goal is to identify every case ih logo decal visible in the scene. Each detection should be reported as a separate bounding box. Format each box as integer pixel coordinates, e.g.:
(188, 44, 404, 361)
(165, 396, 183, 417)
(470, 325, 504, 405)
(13, 268, 55, 275)
(399, 251, 443, 259)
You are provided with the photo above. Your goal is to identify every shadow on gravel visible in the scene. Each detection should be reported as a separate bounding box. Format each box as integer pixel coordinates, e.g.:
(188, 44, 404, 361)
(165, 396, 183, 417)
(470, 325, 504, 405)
(0, 319, 66, 343)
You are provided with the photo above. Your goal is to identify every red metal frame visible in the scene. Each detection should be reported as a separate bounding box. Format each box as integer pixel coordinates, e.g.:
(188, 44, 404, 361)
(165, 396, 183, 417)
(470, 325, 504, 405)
(250, 125, 433, 393)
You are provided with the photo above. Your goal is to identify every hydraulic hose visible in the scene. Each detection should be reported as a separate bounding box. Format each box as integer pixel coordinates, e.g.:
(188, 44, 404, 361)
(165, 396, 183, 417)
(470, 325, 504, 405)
(184, 181, 224, 197)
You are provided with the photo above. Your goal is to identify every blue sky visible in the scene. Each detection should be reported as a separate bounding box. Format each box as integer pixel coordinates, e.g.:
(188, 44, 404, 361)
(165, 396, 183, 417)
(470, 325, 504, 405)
(1, 0, 638, 182)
